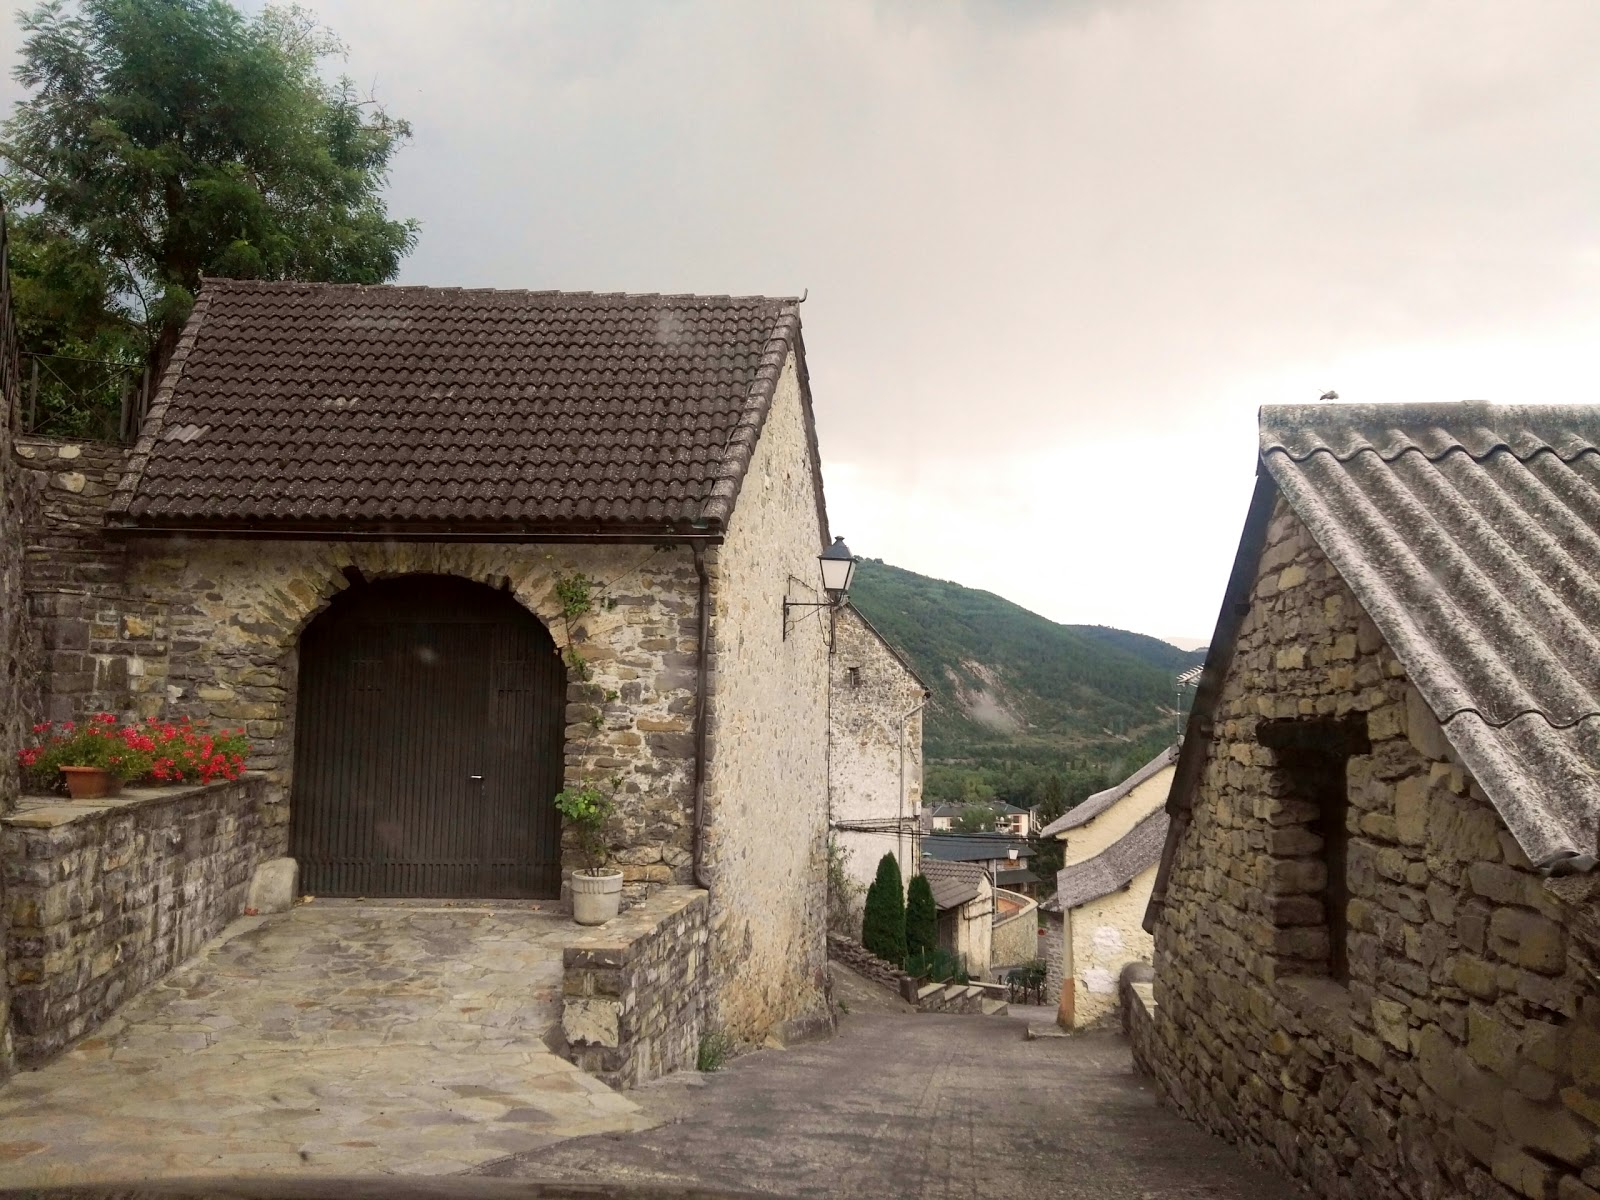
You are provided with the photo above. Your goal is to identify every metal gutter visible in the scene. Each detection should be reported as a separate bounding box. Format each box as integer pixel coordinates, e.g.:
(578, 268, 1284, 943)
(106, 522, 725, 545)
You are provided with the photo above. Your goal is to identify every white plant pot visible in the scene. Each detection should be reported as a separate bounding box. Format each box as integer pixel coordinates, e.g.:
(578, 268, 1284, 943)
(570, 869, 624, 925)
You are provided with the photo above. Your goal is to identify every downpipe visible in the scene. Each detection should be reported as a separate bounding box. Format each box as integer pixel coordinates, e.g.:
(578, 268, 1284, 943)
(692, 543, 712, 890)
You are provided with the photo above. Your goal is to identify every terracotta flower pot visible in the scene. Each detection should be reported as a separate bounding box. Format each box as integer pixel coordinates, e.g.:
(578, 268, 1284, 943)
(59, 765, 121, 799)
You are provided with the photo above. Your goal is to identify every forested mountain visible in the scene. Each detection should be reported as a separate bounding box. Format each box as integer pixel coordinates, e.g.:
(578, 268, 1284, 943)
(846, 559, 1205, 808)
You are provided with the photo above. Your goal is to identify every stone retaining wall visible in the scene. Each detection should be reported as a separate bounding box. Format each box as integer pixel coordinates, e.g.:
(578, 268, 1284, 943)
(2, 775, 274, 1064)
(560, 886, 711, 1088)
(1146, 496, 1600, 1200)
(991, 887, 1039, 969)
(827, 931, 916, 1001)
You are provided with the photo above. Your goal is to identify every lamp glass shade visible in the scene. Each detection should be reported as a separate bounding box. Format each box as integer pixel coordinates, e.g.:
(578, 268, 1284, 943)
(819, 537, 857, 595)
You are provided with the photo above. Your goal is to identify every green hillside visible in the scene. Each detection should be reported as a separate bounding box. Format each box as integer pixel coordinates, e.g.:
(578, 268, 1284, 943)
(847, 558, 1204, 806)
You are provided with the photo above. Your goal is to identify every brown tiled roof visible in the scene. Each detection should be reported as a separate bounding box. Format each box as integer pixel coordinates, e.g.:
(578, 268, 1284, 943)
(920, 858, 987, 911)
(111, 280, 820, 533)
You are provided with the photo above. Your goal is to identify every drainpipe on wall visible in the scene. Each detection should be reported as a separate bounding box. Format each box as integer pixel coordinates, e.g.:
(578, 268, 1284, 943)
(691, 543, 712, 890)
(897, 693, 929, 876)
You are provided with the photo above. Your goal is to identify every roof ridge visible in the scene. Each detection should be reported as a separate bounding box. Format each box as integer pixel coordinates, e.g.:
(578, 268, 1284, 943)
(198, 277, 801, 305)
(1267, 443, 1600, 469)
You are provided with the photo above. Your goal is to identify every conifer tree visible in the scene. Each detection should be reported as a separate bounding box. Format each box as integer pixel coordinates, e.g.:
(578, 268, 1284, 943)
(905, 873, 938, 959)
(861, 852, 906, 965)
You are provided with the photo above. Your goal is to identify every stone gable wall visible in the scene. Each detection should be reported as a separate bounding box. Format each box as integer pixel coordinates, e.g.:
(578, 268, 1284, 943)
(829, 604, 924, 921)
(3, 776, 271, 1065)
(701, 354, 832, 1043)
(1145, 494, 1600, 1200)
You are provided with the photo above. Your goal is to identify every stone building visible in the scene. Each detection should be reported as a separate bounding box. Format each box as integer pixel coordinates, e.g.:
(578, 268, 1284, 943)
(827, 602, 927, 922)
(1038, 744, 1175, 1028)
(921, 857, 993, 976)
(13, 278, 844, 1046)
(1138, 403, 1600, 1200)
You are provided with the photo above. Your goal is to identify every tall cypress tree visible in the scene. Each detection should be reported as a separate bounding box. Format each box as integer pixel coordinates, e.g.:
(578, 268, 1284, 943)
(861, 852, 907, 965)
(906, 874, 938, 959)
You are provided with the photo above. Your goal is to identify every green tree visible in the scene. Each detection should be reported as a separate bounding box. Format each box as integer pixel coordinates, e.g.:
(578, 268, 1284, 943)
(1029, 772, 1069, 897)
(905, 873, 937, 960)
(952, 803, 999, 834)
(2, 0, 418, 396)
(861, 852, 906, 965)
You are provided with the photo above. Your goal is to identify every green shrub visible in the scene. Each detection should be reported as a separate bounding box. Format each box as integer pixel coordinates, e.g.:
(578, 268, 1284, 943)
(697, 1029, 735, 1072)
(861, 852, 906, 965)
(905, 947, 969, 985)
(906, 874, 937, 959)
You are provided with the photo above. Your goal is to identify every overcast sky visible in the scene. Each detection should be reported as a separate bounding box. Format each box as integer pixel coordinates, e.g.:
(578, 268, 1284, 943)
(7, 1, 1600, 645)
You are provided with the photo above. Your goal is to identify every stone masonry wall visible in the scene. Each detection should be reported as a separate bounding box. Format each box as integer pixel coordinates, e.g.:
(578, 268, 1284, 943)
(1146, 494, 1600, 1200)
(560, 886, 709, 1088)
(1042, 907, 1065, 1006)
(829, 604, 924, 921)
(14, 454, 704, 896)
(701, 353, 832, 1043)
(14, 437, 160, 725)
(3, 776, 271, 1065)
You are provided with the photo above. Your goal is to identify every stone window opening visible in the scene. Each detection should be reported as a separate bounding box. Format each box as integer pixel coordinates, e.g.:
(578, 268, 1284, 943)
(847, 666, 861, 689)
(1257, 715, 1371, 985)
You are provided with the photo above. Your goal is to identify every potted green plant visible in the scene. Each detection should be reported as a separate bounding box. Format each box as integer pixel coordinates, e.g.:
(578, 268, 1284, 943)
(555, 778, 623, 925)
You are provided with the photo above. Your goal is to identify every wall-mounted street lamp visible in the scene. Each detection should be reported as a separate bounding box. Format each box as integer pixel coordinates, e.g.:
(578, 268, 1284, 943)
(783, 536, 858, 640)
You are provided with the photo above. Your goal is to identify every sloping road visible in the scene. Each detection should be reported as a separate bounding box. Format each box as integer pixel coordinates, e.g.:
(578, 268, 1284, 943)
(479, 986, 1297, 1199)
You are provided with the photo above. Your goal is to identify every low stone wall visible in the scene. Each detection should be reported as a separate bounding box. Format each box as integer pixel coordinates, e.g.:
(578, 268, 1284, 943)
(3, 775, 274, 1064)
(560, 886, 710, 1088)
(1041, 908, 1064, 1005)
(991, 887, 1039, 969)
(827, 932, 916, 1002)
(1120, 962, 1157, 1074)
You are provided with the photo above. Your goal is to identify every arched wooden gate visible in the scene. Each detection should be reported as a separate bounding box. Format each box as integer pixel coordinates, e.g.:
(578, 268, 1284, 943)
(291, 575, 566, 898)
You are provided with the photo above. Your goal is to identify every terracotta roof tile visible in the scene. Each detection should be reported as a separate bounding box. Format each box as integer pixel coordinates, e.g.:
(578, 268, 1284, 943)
(111, 280, 804, 531)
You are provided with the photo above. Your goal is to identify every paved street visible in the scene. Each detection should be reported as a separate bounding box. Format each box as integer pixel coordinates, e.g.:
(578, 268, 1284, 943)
(0, 903, 652, 1185)
(482, 976, 1299, 1199)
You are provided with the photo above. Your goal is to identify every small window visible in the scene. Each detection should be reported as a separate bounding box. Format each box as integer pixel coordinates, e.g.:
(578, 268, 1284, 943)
(847, 666, 861, 689)
(1257, 715, 1370, 984)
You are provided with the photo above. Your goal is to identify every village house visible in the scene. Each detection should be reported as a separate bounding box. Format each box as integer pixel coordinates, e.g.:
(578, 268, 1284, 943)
(1038, 744, 1176, 1028)
(828, 602, 928, 923)
(3, 276, 851, 1077)
(920, 857, 994, 976)
(927, 800, 1031, 836)
(1133, 403, 1600, 1200)
(922, 832, 1038, 895)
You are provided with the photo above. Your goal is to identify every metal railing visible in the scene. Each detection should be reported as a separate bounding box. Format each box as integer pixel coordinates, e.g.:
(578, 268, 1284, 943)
(20, 351, 150, 443)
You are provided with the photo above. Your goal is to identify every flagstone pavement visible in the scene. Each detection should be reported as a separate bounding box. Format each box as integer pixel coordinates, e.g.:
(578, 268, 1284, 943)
(0, 902, 656, 1186)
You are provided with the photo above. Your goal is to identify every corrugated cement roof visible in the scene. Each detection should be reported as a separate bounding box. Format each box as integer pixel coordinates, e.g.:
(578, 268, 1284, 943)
(1038, 744, 1178, 839)
(1047, 808, 1169, 912)
(1261, 402, 1600, 870)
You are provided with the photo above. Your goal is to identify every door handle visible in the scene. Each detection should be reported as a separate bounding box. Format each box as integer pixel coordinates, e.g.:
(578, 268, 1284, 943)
(469, 774, 484, 782)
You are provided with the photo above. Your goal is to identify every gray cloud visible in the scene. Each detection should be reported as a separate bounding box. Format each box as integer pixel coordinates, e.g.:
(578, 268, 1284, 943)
(7, 0, 1599, 639)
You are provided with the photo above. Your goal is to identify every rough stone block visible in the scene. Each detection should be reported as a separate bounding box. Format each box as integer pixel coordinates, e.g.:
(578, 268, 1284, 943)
(245, 857, 298, 914)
